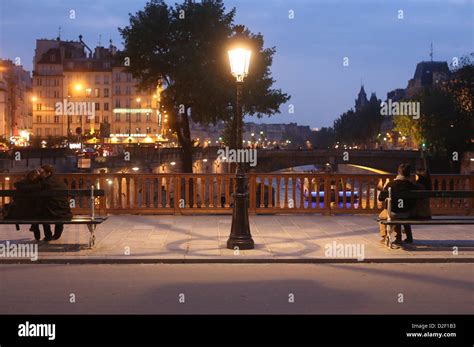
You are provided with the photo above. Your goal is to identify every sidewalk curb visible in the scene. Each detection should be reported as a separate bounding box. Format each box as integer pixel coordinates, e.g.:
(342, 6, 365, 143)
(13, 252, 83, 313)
(0, 258, 472, 264)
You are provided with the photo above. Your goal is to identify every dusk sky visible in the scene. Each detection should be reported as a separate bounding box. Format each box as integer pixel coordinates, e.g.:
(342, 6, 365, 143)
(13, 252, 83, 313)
(0, 0, 472, 128)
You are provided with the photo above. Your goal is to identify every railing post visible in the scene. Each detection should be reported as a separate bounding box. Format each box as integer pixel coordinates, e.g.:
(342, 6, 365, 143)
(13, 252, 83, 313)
(387, 187, 392, 222)
(98, 175, 106, 212)
(90, 185, 95, 221)
(248, 173, 256, 214)
(470, 175, 474, 215)
(324, 173, 331, 215)
(174, 174, 180, 215)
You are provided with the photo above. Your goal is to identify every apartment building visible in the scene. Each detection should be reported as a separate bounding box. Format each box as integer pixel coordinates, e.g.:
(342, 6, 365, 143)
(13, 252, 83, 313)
(32, 37, 164, 144)
(110, 65, 162, 143)
(0, 59, 32, 143)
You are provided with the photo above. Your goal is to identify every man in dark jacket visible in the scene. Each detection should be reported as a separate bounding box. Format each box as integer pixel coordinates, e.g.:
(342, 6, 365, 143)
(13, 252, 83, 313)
(378, 163, 418, 245)
(9, 170, 43, 240)
(39, 165, 72, 241)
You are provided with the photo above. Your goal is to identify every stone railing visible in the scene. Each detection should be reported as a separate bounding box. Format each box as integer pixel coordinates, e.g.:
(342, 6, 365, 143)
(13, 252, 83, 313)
(1, 173, 472, 215)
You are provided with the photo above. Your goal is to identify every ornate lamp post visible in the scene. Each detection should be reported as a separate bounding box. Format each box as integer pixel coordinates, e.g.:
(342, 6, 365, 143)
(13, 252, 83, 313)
(226, 27, 254, 250)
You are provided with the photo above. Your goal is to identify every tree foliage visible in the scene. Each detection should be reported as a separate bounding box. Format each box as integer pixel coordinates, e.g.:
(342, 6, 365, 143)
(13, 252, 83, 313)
(413, 54, 473, 157)
(119, 0, 289, 172)
(311, 127, 336, 149)
(393, 114, 422, 147)
(332, 96, 381, 147)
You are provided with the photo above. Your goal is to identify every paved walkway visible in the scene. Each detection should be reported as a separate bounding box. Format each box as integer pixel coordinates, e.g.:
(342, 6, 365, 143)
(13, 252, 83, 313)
(0, 215, 472, 262)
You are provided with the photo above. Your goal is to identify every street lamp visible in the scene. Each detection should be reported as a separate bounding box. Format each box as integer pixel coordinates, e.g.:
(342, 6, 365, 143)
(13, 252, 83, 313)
(226, 26, 254, 250)
(66, 95, 71, 146)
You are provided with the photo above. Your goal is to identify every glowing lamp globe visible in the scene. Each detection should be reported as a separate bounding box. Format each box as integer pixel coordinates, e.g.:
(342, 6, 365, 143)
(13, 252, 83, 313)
(228, 48, 251, 82)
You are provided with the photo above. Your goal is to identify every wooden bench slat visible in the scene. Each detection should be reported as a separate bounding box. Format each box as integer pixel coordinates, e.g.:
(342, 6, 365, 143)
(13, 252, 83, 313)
(380, 218, 474, 225)
(0, 189, 105, 197)
(392, 190, 474, 199)
(0, 217, 108, 225)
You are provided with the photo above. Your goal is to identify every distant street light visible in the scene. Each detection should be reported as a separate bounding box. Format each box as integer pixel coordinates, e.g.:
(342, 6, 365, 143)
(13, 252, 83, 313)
(226, 25, 254, 250)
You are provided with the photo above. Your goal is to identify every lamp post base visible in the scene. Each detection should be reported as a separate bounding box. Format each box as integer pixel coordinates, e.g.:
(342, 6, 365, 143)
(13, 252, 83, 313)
(226, 168, 254, 250)
(227, 236, 254, 250)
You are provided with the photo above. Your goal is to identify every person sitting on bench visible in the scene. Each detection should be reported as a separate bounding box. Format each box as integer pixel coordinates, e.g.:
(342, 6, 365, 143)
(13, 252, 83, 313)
(39, 165, 72, 241)
(378, 163, 418, 246)
(402, 168, 433, 244)
(5, 170, 43, 240)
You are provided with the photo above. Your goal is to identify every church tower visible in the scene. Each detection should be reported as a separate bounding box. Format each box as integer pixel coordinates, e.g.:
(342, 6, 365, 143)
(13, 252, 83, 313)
(355, 85, 368, 112)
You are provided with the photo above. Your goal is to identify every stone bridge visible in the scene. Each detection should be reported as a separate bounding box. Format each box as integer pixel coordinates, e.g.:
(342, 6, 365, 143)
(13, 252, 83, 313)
(151, 148, 422, 173)
(0, 147, 423, 174)
(254, 149, 423, 173)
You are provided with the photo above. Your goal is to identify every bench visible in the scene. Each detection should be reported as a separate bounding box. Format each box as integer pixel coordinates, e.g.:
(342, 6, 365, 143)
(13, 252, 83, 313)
(379, 189, 474, 248)
(0, 186, 107, 248)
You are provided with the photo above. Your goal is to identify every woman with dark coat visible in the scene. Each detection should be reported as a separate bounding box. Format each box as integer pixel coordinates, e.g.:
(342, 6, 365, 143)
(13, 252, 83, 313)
(39, 165, 72, 241)
(411, 169, 432, 219)
(405, 169, 432, 243)
(9, 170, 43, 240)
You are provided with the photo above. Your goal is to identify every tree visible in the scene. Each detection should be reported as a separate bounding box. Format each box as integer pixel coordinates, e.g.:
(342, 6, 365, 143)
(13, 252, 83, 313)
(448, 54, 474, 119)
(393, 114, 422, 148)
(119, 0, 289, 172)
(332, 95, 381, 148)
(333, 110, 356, 145)
(311, 127, 336, 149)
(401, 52, 472, 172)
(413, 54, 473, 158)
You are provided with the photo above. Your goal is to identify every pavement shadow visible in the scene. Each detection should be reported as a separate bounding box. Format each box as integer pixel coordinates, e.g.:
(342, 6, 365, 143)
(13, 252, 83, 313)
(163, 235, 321, 257)
(317, 227, 375, 238)
(401, 239, 474, 252)
(0, 238, 84, 253)
(36, 242, 85, 252)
